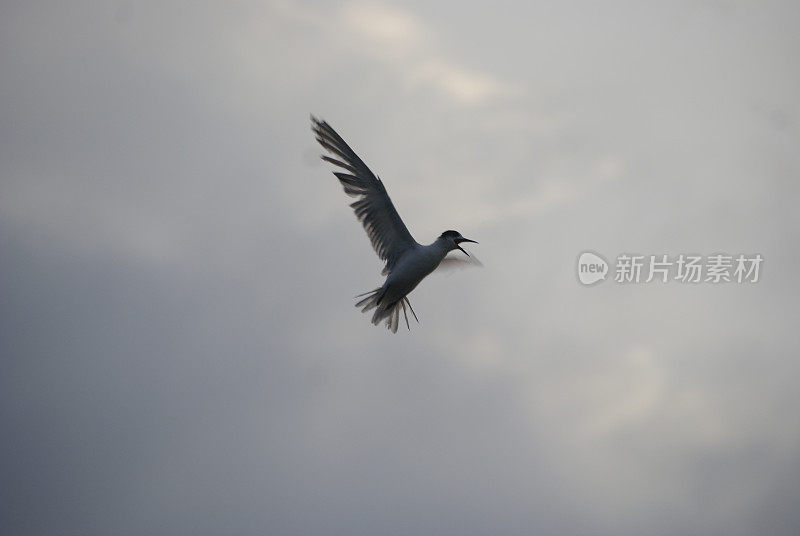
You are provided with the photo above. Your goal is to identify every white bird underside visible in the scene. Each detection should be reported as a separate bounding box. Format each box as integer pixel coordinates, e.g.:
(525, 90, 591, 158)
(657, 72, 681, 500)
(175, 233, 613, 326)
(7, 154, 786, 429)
(312, 116, 478, 333)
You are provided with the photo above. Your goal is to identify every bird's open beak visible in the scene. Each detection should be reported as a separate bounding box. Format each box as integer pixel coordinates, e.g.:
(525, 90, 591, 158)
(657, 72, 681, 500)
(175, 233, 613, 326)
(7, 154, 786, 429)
(454, 237, 478, 256)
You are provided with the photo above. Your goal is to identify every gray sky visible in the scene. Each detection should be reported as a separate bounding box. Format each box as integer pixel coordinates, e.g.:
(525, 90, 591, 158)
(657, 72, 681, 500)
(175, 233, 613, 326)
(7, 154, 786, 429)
(2, 1, 799, 534)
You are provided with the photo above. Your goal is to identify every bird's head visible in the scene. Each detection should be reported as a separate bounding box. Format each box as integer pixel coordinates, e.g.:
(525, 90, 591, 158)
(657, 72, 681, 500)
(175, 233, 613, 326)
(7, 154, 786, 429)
(439, 230, 478, 256)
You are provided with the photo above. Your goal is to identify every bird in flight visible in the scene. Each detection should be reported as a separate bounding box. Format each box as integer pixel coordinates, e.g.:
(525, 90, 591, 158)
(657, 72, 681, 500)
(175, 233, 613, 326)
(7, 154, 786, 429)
(312, 116, 478, 333)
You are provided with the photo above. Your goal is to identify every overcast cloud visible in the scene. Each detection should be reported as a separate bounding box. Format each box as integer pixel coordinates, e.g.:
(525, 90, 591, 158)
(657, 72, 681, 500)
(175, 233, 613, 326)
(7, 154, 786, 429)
(2, 1, 799, 535)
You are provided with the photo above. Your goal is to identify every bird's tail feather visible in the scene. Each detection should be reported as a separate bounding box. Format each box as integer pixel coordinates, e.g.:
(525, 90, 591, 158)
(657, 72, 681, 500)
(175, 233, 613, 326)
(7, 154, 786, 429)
(354, 289, 418, 333)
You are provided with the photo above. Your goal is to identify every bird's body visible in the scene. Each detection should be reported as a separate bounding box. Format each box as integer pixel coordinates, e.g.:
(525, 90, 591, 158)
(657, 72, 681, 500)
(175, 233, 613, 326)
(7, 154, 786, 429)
(386, 241, 448, 300)
(312, 117, 478, 333)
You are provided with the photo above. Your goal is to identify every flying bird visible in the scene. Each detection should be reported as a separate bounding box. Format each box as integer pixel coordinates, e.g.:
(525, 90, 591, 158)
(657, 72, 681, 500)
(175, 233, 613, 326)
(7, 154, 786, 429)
(311, 116, 478, 333)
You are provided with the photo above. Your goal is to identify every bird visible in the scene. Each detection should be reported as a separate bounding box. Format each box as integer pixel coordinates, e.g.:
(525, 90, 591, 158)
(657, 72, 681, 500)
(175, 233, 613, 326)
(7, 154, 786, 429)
(311, 116, 478, 333)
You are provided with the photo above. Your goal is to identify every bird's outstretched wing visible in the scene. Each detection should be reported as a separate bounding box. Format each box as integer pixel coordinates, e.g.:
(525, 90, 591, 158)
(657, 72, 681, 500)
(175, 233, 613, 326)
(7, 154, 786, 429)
(435, 251, 483, 274)
(312, 116, 417, 274)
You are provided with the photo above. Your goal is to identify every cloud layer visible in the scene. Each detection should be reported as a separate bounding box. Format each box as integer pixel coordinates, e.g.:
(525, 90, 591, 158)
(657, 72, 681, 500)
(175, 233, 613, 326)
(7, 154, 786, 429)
(2, 1, 799, 535)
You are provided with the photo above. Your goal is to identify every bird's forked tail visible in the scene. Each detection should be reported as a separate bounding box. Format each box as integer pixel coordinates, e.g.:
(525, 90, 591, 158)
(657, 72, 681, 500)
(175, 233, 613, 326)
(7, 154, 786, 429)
(354, 288, 418, 333)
